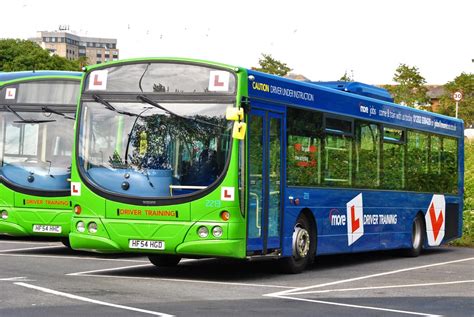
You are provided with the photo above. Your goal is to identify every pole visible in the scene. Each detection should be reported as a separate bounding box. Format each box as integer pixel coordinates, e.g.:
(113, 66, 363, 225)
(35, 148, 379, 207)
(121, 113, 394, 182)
(455, 101, 459, 118)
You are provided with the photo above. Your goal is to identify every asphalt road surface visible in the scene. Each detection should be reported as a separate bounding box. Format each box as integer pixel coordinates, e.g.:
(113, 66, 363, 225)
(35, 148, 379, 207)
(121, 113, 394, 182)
(0, 236, 473, 317)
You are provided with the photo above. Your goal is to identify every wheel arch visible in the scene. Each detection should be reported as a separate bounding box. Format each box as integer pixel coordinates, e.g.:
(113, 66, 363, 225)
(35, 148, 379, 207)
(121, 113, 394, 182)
(298, 207, 317, 258)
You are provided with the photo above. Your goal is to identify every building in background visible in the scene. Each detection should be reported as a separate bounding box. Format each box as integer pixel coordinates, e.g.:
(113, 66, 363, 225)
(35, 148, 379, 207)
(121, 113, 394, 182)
(30, 30, 119, 64)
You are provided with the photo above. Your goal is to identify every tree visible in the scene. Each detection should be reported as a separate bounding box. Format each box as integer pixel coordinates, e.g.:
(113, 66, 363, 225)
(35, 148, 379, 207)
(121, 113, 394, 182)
(438, 73, 474, 126)
(251, 53, 291, 76)
(339, 70, 354, 82)
(384, 63, 430, 107)
(0, 39, 82, 71)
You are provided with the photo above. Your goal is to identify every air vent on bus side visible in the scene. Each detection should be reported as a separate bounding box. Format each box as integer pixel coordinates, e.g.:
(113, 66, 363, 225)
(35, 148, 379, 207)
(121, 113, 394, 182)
(312, 81, 394, 103)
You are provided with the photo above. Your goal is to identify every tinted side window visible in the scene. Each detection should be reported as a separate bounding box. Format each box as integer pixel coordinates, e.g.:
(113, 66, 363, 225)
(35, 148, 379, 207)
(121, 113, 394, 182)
(287, 108, 322, 186)
(406, 131, 429, 191)
(382, 127, 405, 190)
(323, 117, 353, 186)
(354, 122, 380, 188)
(442, 138, 458, 194)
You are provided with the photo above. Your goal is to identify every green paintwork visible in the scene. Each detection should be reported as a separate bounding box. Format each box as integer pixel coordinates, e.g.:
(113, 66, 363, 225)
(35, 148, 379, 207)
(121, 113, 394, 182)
(70, 58, 250, 258)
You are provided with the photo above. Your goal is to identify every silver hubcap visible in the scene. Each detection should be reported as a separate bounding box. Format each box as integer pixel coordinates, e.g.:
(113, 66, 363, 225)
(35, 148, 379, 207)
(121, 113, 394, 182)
(293, 226, 310, 259)
(412, 218, 422, 249)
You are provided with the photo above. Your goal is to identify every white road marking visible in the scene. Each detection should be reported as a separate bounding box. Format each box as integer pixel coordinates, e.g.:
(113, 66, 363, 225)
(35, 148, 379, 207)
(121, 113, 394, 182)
(14, 282, 174, 317)
(0, 277, 26, 281)
(273, 295, 441, 317)
(0, 253, 149, 263)
(73, 273, 295, 289)
(290, 279, 474, 295)
(0, 245, 65, 253)
(67, 263, 152, 276)
(68, 264, 294, 289)
(0, 240, 61, 245)
(267, 256, 474, 297)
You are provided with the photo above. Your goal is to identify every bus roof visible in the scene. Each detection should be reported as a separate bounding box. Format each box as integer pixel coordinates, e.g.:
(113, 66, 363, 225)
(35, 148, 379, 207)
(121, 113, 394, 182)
(247, 69, 464, 138)
(312, 81, 394, 103)
(0, 71, 82, 83)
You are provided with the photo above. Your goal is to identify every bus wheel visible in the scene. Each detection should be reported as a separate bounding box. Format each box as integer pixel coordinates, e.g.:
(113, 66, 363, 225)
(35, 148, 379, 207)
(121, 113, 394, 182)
(403, 214, 425, 257)
(61, 238, 71, 248)
(279, 213, 315, 274)
(148, 255, 181, 267)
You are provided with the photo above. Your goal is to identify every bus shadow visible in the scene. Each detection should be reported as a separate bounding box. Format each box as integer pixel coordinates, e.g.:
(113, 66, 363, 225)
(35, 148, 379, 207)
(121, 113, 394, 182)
(96, 258, 285, 281)
(307, 247, 455, 272)
(89, 248, 457, 282)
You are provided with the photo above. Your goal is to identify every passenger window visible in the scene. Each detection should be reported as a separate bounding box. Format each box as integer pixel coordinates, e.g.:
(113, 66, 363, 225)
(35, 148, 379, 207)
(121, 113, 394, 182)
(354, 122, 380, 188)
(382, 127, 405, 190)
(406, 131, 429, 191)
(323, 117, 353, 186)
(287, 108, 322, 186)
(442, 138, 458, 194)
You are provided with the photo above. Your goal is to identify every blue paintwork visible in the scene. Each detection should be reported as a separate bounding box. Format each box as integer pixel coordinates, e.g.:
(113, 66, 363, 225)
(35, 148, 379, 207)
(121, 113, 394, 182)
(284, 188, 462, 256)
(246, 69, 464, 258)
(313, 81, 394, 103)
(1, 164, 69, 190)
(0, 71, 82, 83)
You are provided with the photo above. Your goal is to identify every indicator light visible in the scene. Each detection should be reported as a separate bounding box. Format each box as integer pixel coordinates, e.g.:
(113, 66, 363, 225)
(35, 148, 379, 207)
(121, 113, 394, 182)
(74, 205, 82, 215)
(220, 211, 230, 221)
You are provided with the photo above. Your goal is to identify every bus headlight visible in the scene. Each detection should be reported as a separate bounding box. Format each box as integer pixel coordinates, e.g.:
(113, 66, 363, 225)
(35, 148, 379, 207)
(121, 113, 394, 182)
(88, 222, 98, 234)
(1, 210, 8, 220)
(212, 226, 223, 238)
(76, 221, 85, 233)
(197, 226, 209, 238)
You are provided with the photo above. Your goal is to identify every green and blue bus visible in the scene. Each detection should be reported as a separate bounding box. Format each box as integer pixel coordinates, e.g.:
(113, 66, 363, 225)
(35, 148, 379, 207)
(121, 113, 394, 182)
(0, 71, 81, 244)
(69, 58, 463, 273)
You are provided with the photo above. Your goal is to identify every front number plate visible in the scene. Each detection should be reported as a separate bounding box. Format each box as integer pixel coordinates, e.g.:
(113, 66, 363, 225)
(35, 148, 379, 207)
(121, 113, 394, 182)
(129, 239, 165, 250)
(33, 224, 62, 234)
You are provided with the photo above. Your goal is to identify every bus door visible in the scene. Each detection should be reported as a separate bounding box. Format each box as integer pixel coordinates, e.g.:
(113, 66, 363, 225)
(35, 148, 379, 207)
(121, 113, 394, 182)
(247, 105, 283, 254)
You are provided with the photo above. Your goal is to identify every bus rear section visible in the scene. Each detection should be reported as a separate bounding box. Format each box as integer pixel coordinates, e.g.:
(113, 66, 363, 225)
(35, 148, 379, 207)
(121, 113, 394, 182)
(0, 72, 81, 241)
(69, 59, 248, 263)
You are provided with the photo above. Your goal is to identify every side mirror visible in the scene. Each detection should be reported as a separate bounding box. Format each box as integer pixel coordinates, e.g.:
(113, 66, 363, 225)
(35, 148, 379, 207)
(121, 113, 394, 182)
(232, 122, 247, 140)
(226, 107, 244, 121)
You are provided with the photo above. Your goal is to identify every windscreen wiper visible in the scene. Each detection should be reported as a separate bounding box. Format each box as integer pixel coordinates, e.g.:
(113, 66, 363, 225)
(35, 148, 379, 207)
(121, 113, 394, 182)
(93, 95, 136, 117)
(6, 106, 56, 124)
(136, 95, 226, 129)
(42, 106, 75, 120)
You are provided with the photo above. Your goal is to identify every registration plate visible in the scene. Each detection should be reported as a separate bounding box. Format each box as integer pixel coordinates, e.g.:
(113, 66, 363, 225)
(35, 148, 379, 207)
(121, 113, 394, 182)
(32, 224, 62, 234)
(129, 239, 165, 250)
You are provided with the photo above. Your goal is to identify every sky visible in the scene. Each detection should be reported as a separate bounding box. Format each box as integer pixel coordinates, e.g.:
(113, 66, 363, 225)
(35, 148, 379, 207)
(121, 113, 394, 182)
(1, 0, 473, 84)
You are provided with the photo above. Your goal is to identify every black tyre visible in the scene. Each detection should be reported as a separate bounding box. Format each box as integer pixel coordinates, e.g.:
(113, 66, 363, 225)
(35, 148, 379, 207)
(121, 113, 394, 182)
(403, 214, 425, 257)
(148, 254, 181, 267)
(279, 213, 316, 274)
(61, 237, 71, 248)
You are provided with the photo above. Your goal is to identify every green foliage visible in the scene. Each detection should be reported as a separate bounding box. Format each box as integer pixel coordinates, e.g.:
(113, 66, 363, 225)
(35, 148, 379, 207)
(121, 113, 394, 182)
(464, 141, 474, 212)
(384, 63, 430, 107)
(339, 70, 354, 82)
(0, 39, 82, 71)
(438, 73, 474, 126)
(451, 141, 474, 247)
(252, 53, 292, 76)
